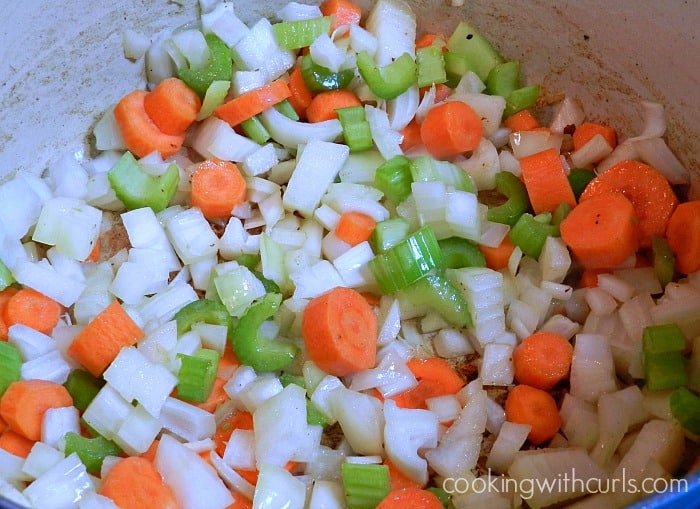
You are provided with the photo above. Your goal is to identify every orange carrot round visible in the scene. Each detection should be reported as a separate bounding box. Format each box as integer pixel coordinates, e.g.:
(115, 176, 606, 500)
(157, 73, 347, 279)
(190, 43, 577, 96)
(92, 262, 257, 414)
(400, 119, 422, 152)
(0, 429, 35, 458)
(420, 101, 483, 159)
(0, 288, 19, 341)
(114, 89, 186, 159)
(375, 487, 444, 509)
(572, 121, 617, 151)
(559, 192, 639, 269)
(391, 357, 464, 409)
(665, 200, 700, 275)
(578, 268, 608, 288)
(384, 459, 424, 490)
(190, 159, 247, 219)
(519, 148, 577, 215)
(512, 331, 573, 391)
(503, 109, 540, 132)
(301, 286, 378, 377)
(305, 89, 362, 123)
(504, 384, 561, 446)
(320, 0, 362, 31)
(144, 77, 202, 135)
(100, 456, 180, 509)
(0, 380, 73, 441)
(214, 80, 291, 127)
(478, 235, 515, 271)
(334, 211, 377, 246)
(287, 65, 315, 120)
(4, 288, 62, 336)
(579, 160, 679, 248)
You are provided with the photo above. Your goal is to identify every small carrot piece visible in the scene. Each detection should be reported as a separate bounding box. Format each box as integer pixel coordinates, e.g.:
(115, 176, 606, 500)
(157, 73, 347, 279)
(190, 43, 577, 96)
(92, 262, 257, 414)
(302, 286, 378, 377)
(415, 33, 446, 50)
(287, 65, 314, 120)
(478, 235, 515, 271)
(420, 101, 483, 159)
(578, 268, 608, 288)
(0, 380, 73, 441)
(428, 83, 452, 103)
(213, 410, 254, 457)
(504, 384, 561, 446)
(572, 121, 617, 151)
(384, 458, 424, 490)
(512, 331, 574, 391)
(190, 159, 247, 219)
(503, 109, 540, 132)
(665, 200, 700, 275)
(227, 491, 254, 509)
(391, 357, 464, 410)
(334, 211, 377, 246)
(214, 80, 291, 128)
(400, 119, 422, 152)
(100, 456, 180, 509)
(519, 148, 577, 215)
(375, 487, 444, 509)
(85, 237, 101, 263)
(305, 89, 362, 123)
(319, 0, 362, 31)
(0, 429, 35, 458)
(4, 288, 62, 336)
(114, 90, 186, 159)
(579, 160, 679, 248)
(0, 288, 19, 341)
(194, 377, 228, 414)
(143, 77, 202, 136)
(560, 192, 639, 269)
(67, 300, 145, 377)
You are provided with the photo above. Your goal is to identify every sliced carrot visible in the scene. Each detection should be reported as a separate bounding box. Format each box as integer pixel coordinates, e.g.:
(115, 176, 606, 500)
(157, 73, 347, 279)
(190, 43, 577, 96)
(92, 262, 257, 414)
(503, 109, 540, 132)
(519, 148, 577, 215)
(213, 410, 254, 457)
(665, 200, 700, 275)
(305, 89, 362, 123)
(578, 268, 608, 288)
(190, 159, 247, 219)
(579, 160, 679, 248)
(400, 119, 422, 152)
(67, 300, 144, 377)
(0, 288, 19, 341)
(478, 235, 515, 271)
(214, 80, 291, 128)
(227, 491, 253, 509)
(334, 211, 377, 246)
(572, 121, 617, 151)
(0, 380, 73, 441)
(560, 192, 639, 269)
(140, 439, 160, 463)
(319, 0, 362, 31)
(100, 456, 180, 509)
(504, 384, 561, 446)
(287, 65, 314, 120)
(0, 429, 35, 458)
(4, 288, 62, 336)
(375, 487, 444, 509)
(415, 33, 446, 50)
(512, 331, 573, 391)
(391, 357, 464, 410)
(301, 286, 378, 377)
(114, 90, 186, 159)
(384, 458, 424, 490)
(143, 77, 202, 135)
(420, 101, 483, 159)
(85, 237, 101, 263)
(194, 377, 228, 414)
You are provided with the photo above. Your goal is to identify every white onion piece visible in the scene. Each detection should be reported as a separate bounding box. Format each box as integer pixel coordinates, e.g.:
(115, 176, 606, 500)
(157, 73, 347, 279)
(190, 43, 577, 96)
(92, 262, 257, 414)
(509, 130, 563, 159)
(635, 136, 690, 185)
(387, 86, 420, 131)
(549, 96, 585, 133)
(122, 29, 150, 60)
(569, 133, 613, 167)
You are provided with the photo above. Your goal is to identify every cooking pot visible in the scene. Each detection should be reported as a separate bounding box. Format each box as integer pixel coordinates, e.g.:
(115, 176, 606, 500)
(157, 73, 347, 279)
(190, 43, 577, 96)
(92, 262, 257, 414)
(0, 1, 698, 508)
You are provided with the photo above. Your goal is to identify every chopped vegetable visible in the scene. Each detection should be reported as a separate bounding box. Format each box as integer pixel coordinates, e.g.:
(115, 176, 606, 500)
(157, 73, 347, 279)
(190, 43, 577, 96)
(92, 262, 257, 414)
(420, 101, 483, 159)
(190, 159, 247, 219)
(504, 384, 561, 446)
(108, 151, 180, 212)
(512, 331, 574, 390)
(665, 200, 700, 275)
(100, 456, 180, 509)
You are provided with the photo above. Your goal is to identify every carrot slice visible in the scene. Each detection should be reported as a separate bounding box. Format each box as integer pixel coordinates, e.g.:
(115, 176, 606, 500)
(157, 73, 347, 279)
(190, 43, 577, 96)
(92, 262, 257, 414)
(302, 286, 378, 377)
(287, 65, 315, 120)
(0, 288, 19, 341)
(415, 33, 446, 50)
(503, 109, 540, 132)
(478, 235, 515, 271)
(375, 487, 444, 509)
(334, 211, 377, 246)
(190, 159, 247, 219)
(67, 300, 145, 377)
(572, 121, 617, 151)
(512, 331, 573, 391)
(420, 101, 483, 159)
(214, 80, 291, 127)
(0, 380, 73, 441)
(114, 90, 186, 159)
(384, 458, 424, 490)
(100, 456, 180, 509)
(305, 89, 362, 123)
(319, 0, 362, 31)
(504, 384, 561, 446)
(519, 148, 577, 215)
(4, 288, 62, 336)
(560, 192, 639, 269)
(579, 160, 679, 248)
(665, 200, 700, 275)
(0, 429, 35, 458)
(85, 237, 101, 263)
(391, 357, 464, 410)
(143, 77, 202, 135)
(400, 119, 422, 152)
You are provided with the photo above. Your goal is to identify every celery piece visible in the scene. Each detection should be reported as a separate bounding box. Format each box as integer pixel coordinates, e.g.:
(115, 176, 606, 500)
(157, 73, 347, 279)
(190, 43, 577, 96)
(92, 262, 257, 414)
(409, 156, 476, 193)
(371, 217, 411, 253)
(240, 115, 271, 145)
(643, 323, 688, 391)
(337, 106, 374, 153)
(341, 462, 391, 509)
(179, 33, 233, 98)
(446, 21, 505, 81)
(399, 273, 472, 328)
(196, 80, 230, 121)
(63, 432, 122, 475)
(438, 237, 486, 269)
(274, 99, 300, 121)
(368, 225, 443, 294)
(443, 51, 471, 88)
(272, 17, 332, 50)
(652, 235, 676, 288)
(279, 373, 329, 428)
(231, 293, 298, 372)
(356, 51, 417, 100)
(551, 202, 573, 229)
(374, 155, 413, 205)
(485, 60, 520, 97)
(300, 54, 354, 93)
(427, 487, 452, 508)
(0, 258, 15, 291)
(504, 85, 541, 118)
(176, 348, 220, 403)
(236, 253, 261, 270)
(567, 168, 596, 200)
(174, 299, 234, 338)
(251, 269, 281, 294)
(486, 171, 530, 226)
(0, 342, 21, 398)
(670, 387, 700, 435)
(643, 323, 686, 354)
(64, 369, 105, 412)
(108, 152, 180, 213)
(509, 212, 558, 259)
(416, 45, 447, 88)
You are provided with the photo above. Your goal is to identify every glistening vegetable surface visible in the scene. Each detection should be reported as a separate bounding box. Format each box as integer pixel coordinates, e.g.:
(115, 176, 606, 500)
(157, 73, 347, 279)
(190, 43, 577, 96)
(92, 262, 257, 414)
(0, 1, 699, 508)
